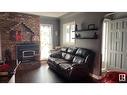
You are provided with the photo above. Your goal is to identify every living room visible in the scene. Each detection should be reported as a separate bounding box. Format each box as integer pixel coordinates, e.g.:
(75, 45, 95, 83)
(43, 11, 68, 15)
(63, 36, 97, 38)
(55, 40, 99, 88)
(0, 12, 127, 83)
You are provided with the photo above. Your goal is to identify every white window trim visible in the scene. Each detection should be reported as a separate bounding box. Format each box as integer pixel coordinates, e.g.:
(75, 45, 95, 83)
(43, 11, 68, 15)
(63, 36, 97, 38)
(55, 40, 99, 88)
(63, 21, 75, 46)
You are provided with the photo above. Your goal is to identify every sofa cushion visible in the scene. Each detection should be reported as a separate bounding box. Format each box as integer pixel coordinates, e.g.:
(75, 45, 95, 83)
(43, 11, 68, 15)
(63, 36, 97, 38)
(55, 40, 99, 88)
(54, 59, 68, 65)
(50, 52, 62, 58)
(62, 52, 66, 59)
(0, 64, 11, 72)
(67, 47, 77, 54)
(72, 56, 84, 64)
(61, 47, 68, 52)
(64, 54, 74, 61)
(75, 48, 89, 58)
(59, 63, 72, 70)
(48, 57, 59, 63)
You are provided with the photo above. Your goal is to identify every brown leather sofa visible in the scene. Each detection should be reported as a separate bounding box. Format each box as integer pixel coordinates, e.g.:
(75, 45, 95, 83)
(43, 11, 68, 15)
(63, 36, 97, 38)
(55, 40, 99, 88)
(47, 47, 95, 81)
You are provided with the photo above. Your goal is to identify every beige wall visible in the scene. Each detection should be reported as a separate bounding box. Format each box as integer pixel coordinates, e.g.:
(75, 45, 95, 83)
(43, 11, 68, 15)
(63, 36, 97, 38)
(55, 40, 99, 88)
(60, 12, 108, 75)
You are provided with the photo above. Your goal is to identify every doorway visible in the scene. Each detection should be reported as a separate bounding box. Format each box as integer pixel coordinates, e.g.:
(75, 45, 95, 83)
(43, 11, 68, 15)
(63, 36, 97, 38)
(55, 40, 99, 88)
(40, 24, 53, 60)
(102, 18, 127, 72)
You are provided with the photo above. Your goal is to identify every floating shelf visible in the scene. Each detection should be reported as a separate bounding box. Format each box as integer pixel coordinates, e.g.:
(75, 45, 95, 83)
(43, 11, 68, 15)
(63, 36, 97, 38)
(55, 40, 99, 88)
(72, 28, 98, 39)
(72, 37, 98, 39)
(72, 29, 98, 32)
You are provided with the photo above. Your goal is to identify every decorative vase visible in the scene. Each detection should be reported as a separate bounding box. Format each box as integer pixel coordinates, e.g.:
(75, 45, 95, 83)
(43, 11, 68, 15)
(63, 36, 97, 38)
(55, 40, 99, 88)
(75, 24, 78, 31)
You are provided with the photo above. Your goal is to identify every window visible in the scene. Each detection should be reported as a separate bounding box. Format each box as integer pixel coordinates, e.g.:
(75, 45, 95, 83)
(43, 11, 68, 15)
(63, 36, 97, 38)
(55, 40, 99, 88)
(40, 24, 53, 60)
(63, 21, 75, 45)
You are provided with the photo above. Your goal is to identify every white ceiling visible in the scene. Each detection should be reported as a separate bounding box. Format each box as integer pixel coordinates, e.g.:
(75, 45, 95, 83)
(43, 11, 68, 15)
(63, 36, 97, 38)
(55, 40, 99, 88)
(26, 12, 68, 17)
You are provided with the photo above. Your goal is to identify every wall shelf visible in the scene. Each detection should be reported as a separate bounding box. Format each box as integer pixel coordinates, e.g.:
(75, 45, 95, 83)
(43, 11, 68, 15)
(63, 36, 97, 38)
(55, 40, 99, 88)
(72, 28, 98, 32)
(72, 29, 98, 39)
(72, 36, 97, 39)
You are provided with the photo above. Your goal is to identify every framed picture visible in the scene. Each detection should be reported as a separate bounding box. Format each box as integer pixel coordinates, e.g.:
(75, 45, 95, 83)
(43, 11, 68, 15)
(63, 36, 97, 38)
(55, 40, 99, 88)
(88, 24, 95, 30)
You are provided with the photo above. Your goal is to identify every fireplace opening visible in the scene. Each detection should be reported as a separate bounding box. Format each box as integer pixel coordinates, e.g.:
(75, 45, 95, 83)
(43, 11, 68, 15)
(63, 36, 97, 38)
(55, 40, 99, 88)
(23, 50, 35, 58)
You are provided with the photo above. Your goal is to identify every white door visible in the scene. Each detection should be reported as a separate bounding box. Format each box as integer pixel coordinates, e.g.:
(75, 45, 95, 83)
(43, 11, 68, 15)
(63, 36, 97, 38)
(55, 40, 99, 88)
(40, 24, 53, 60)
(102, 18, 127, 71)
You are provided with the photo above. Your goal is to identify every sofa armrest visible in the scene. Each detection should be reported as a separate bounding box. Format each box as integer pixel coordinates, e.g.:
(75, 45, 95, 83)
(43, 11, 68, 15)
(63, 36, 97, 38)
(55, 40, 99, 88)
(50, 51, 62, 58)
(68, 63, 89, 79)
(72, 63, 89, 71)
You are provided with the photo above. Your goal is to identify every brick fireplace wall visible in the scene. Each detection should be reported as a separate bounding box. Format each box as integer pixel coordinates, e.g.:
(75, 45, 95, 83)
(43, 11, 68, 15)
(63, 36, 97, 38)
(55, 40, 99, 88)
(0, 12, 40, 60)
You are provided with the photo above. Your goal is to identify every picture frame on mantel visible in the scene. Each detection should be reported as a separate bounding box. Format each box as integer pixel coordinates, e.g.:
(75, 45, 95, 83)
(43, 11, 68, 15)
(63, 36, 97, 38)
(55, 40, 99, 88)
(88, 24, 95, 30)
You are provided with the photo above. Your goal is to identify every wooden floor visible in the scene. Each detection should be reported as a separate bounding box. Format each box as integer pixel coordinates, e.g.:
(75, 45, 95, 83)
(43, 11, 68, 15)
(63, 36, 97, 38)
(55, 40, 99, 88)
(16, 64, 64, 83)
(15, 61, 95, 83)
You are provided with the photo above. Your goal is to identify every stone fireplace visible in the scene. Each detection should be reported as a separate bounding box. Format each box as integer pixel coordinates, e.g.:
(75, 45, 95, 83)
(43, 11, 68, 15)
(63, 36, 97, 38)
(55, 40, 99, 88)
(0, 12, 40, 63)
(0, 12, 40, 71)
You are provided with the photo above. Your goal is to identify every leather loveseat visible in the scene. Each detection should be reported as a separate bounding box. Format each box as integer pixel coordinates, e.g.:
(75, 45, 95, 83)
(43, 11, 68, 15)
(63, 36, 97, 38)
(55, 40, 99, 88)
(47, 47, 95, 81)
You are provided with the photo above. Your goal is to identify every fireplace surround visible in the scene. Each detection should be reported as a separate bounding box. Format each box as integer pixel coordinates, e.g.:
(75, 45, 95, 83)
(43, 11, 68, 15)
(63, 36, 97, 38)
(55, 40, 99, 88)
(16, 43, 40, 63)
